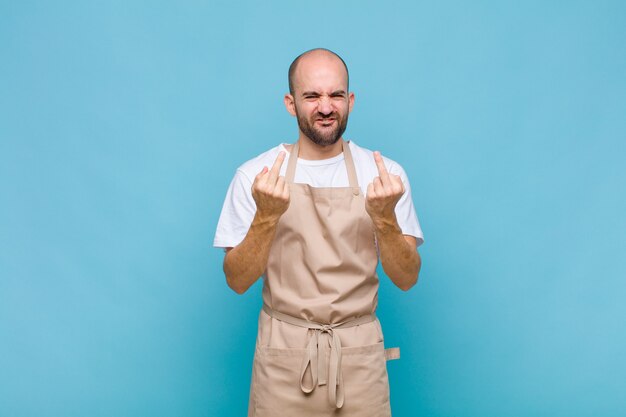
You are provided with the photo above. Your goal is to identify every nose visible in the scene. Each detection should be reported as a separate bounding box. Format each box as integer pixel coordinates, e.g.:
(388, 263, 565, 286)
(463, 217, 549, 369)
(317, 96, 333, 116)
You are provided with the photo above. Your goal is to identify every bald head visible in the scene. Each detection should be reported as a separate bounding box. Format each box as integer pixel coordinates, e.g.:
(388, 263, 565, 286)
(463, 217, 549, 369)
(288, 48, 349, 95)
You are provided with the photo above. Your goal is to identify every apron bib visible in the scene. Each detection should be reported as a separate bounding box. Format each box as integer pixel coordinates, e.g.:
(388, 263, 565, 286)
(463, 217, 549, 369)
(249, 140, 396, 417)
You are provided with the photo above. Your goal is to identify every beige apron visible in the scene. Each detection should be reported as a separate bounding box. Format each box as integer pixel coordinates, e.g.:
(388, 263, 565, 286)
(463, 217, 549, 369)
(249, 140, 399, 417)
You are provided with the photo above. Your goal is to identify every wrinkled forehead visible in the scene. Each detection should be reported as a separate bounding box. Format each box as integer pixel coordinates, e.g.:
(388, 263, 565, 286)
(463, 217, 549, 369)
(293, 53, 348, 94)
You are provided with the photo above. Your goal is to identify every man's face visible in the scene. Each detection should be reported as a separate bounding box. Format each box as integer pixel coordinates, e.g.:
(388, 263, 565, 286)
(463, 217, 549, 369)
(287, 53, 354, 147)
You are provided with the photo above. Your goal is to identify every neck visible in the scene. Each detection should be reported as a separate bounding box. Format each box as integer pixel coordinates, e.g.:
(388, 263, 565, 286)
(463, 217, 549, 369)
(295, 135, 344, 160)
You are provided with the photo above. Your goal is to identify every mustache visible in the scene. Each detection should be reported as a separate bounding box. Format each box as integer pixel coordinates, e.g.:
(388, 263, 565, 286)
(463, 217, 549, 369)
(315, 113, 339, 121)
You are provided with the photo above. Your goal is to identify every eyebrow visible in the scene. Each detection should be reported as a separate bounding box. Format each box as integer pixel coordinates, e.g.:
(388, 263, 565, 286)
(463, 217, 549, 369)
(301, 90, 347, 96)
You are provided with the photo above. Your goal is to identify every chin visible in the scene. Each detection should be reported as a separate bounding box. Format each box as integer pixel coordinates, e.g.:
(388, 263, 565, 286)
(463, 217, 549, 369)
(311, 137, 340, 147)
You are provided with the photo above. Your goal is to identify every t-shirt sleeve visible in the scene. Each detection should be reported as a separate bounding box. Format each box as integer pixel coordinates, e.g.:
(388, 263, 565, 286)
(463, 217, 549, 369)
(391, 163, 424, 247)
(213, 169, 256, 249)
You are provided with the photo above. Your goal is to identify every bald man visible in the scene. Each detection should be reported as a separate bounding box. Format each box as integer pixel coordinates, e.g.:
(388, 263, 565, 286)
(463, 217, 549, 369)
(214, 48, 424, 416)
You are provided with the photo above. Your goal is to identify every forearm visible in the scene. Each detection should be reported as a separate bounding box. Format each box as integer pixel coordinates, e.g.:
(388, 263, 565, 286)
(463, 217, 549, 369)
(223, 213, 280, 294)
(373, 215, 421, 291)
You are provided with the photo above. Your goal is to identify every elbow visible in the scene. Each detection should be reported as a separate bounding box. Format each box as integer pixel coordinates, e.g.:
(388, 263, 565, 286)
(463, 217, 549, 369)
(394, 247, 421, 291)
(399, 254, 421, 291)
(397, 259, 420, 291)
(397, 272, 418, 291)
(223, 249, 249, 295)
(226, 274, 248, 295)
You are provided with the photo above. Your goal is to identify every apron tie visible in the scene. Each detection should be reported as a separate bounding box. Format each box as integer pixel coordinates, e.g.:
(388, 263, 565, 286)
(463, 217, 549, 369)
(263, 304, 376, 409)
(300, 324, 345, 407)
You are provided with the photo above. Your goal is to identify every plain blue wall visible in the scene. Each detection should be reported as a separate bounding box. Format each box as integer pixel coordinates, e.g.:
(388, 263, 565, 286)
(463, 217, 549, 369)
(1, 1, 625, 416)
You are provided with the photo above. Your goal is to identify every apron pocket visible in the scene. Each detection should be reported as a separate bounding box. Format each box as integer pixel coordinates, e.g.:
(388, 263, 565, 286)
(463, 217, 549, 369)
(251, 342, 391, 417)
(252, 346, 317, 417)
(340, 341, 391, 415)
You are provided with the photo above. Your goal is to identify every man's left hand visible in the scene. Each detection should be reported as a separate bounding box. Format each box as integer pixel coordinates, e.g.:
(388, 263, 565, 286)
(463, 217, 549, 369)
(365, 151, 405, 226)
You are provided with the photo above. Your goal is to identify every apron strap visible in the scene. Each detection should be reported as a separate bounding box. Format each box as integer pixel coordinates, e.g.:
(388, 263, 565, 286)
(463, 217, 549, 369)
(262, 304, 376, 409)
(341, 140, 361, 195)
(285, 141, 299, 183)
(285, 139, 361, 195)
(384, 347, 401, 361)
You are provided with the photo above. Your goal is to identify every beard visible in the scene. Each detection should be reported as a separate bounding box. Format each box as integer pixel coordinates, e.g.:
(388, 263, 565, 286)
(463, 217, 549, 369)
(295, 107, 349, 147)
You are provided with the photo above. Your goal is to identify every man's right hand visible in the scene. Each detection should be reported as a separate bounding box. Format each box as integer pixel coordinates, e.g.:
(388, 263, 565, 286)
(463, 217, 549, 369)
(224, 151, 290, 294)
(251, 151, 290, 222)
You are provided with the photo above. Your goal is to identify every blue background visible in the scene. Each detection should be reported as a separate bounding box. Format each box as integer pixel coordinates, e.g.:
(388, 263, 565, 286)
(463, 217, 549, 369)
(1, 1, 625, 416)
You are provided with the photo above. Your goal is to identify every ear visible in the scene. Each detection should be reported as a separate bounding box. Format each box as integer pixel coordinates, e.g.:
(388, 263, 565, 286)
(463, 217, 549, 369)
(348, 92, 355, 113)
(284, 94, 297, 117)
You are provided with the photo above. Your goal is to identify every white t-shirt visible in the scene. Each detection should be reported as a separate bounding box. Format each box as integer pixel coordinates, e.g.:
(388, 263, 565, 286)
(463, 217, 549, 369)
(213, 140, 424, 249)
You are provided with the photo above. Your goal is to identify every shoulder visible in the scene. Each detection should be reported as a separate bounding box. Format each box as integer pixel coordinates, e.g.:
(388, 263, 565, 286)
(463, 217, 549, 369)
(348, 140, 407, 178)
(235, 144, 286, 183)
